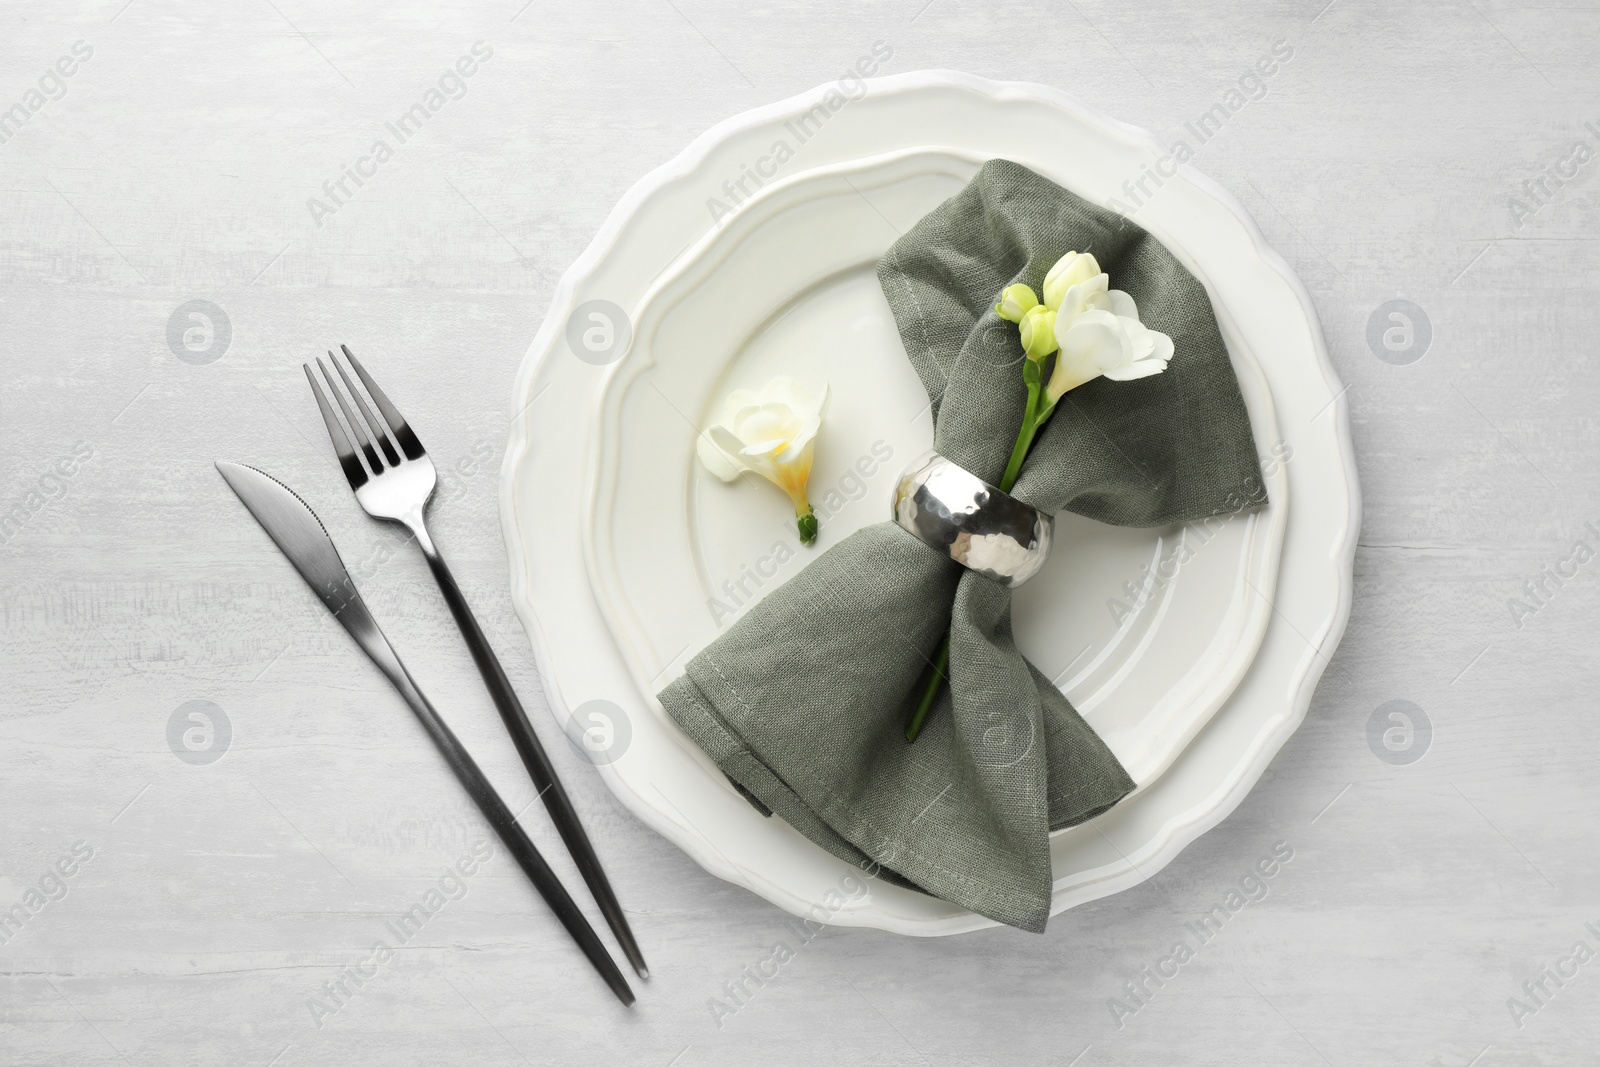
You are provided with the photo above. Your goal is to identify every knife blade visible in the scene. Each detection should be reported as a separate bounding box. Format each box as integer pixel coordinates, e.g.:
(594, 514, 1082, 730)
(215, 461, 635, 1006)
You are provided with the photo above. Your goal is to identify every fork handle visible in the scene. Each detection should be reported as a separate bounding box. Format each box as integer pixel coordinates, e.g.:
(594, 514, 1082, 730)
(375, 645, 635, 1006)
(327, 592, 634, 1005)
(412, 523, 650, 980)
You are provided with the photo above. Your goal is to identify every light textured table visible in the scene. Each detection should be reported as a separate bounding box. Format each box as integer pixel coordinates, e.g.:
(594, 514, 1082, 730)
(2, 2, 1596, 1064)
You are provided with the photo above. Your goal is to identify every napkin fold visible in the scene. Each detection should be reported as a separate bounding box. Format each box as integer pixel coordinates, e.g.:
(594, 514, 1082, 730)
(659, 159, 1267, 931)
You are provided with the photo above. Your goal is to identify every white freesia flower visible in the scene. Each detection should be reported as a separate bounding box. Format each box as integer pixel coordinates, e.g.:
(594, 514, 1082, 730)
(696, 375, 829, 544)
(1046, 308, 1175, 401)
(1041, 251, 1102, 311)
(1044, 250, 1141, 329)
(1054, 271, 1141, 325)
(1029, 249, 1175, 401)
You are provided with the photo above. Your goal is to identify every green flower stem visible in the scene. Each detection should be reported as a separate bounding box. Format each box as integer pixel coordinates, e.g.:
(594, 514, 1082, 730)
(906, 357, 1058, 743)
(904, 637, 950, 742)
(1000, 401, 1054, 493)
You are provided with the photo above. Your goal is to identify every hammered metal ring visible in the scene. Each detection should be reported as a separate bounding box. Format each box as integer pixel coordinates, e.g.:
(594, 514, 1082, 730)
(891, 451, 1053, 587)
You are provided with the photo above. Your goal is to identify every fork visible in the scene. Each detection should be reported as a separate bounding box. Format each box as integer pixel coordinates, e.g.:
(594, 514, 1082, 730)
(304, 345, 649, 979)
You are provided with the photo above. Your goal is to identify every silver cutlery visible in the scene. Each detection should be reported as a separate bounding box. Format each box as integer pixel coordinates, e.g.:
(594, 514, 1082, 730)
(302, 345, 648, 979)
(216, 461, 634, 1005)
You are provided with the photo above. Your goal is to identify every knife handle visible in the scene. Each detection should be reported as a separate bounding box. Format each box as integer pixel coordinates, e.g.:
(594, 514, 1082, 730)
(336, 597, 635, 1006)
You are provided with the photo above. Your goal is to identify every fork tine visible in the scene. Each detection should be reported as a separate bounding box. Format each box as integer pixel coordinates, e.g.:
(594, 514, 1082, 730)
(317, 356, 382, 473)
(303, 364, 369, 490)
(342, 345, 425, 460)
(329, 351, 401, 468)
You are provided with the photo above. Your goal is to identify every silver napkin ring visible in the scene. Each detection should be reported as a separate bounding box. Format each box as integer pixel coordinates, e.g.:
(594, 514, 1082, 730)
(892, 451, 1053, 587)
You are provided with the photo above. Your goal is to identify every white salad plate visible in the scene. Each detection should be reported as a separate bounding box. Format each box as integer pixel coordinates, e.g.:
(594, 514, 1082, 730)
(500, 71, 1358, 935)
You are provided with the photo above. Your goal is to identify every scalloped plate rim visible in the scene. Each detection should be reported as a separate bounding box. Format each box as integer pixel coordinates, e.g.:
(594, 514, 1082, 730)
(499, 69, 1358, 936)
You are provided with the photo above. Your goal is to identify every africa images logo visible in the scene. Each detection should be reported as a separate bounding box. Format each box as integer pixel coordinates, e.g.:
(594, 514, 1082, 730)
(1105, 39, 1293, 217)
(703, 41, 894, 226)
(0, 40, 93, 146)
(305, 42, 494, 228)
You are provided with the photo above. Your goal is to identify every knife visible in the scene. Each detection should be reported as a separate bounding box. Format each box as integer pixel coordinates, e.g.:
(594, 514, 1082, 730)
(216, 461, 634, 1007)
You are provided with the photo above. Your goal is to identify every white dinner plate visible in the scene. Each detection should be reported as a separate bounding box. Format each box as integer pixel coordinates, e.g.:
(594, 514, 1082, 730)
(500, 71, 1358, 935)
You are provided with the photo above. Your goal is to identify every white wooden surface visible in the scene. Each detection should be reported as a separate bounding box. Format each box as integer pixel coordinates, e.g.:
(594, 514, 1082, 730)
(2, 2, 1596, 1064)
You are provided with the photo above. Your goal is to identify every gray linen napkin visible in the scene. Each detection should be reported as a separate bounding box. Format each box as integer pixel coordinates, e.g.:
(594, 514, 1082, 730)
(659, 159, 1267, 932)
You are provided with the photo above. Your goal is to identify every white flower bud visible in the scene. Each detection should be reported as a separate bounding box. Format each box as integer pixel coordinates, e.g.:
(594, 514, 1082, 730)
(1018, 305, 1059, 361)
(1042, 251, 1102, 311)
(994, 283, 1039, 323)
